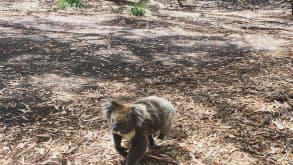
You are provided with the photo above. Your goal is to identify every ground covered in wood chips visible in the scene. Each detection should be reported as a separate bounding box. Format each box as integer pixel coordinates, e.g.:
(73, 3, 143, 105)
(0, 0, 292, 164)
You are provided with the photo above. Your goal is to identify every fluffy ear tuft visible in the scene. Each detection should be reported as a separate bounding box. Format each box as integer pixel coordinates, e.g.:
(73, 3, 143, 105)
(101, 99, 123, 120)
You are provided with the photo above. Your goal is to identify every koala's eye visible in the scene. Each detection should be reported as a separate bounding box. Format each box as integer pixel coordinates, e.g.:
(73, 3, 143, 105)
(111, 119, 115, 123)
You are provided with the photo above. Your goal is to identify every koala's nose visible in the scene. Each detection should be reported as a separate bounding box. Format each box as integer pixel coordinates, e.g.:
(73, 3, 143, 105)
(112, 124, 118, 131)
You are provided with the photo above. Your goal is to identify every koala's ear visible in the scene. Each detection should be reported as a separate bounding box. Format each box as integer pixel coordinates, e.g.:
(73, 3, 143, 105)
(101, 99, 123, 119)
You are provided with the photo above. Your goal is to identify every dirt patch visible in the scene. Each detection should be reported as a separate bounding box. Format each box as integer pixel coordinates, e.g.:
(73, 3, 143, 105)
(0, 0, 292, 164)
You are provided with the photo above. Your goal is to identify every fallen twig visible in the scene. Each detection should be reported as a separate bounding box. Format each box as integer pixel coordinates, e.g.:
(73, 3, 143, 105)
(34, 149, 50, 162)
(145, 153, 178, 164)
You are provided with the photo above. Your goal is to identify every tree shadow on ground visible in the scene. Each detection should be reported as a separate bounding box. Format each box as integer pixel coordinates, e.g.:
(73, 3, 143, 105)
(213, 92, 293, 164)
(0, 14, 292, 164)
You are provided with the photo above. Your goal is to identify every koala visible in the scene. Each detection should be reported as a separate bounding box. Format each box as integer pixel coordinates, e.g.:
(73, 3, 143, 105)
(102, 96, 176, 165)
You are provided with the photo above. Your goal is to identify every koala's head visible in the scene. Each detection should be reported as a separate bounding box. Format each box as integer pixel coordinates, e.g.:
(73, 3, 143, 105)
(101, 99, 145, 135)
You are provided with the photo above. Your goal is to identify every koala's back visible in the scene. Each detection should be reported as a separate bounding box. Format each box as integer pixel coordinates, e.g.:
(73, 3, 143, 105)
(135, 96, 176, 114)
(134, 96, 176, 135)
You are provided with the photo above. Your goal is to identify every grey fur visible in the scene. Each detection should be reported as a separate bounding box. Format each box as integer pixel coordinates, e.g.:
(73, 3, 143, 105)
(102, 96, 176, 137)
(133, 96, 176, 136)
(101, 96, 176, 165)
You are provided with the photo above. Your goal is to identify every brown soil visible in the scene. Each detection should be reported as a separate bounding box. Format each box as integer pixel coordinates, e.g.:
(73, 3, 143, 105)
(0, 0, 292, 164)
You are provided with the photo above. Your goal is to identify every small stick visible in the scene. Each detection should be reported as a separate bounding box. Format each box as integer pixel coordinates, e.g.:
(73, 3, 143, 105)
(145, 153, 178, 164)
